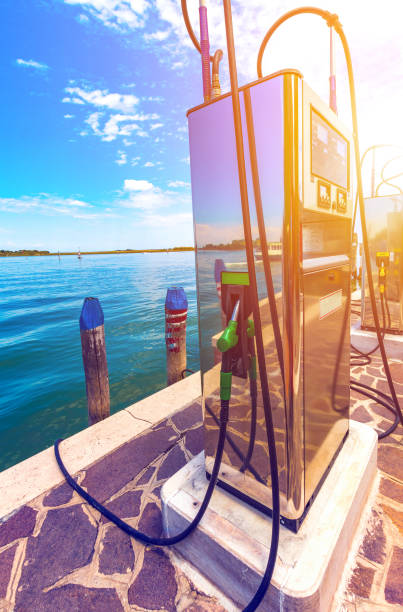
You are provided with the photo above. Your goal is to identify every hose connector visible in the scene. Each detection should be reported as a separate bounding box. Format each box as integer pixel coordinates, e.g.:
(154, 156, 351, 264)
(212, 49, 223, 98)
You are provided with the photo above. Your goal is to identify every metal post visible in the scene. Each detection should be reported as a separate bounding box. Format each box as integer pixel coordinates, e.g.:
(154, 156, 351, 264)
(165, 287, 188, 385)
(79, 297, 110, 425)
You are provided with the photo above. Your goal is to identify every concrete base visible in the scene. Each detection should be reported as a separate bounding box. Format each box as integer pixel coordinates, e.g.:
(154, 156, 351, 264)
(351, 320, 403, 358)
(161, 421, 377, 611)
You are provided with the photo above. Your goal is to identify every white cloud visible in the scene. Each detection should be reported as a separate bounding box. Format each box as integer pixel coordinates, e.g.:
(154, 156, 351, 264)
(64, 114, 74, 119)
(64, 0, 149, 30)
(144, 161, 154, 167)
(63, 86, 140, 112)
(121, 179, 190, 211)
(168, 180, 189, 188)
(144, 30, 170, 42)
(85, 111, 102, 135)
(0, 194, 92, 216)
(124, 179, 154, 192)
(0, 194, 120, 222)
(16, 58, 49, 71)
(62, 96, 85, 105)
(115, 151, 127, 165)
(150, 122, 163, 130)
(63, 85, 160, 142)
(82, 111, 158, 141)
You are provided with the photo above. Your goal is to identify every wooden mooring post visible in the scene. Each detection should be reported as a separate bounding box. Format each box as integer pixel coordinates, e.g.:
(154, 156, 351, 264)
(79, 297, 110, 425)
(165, 287, 188, 386)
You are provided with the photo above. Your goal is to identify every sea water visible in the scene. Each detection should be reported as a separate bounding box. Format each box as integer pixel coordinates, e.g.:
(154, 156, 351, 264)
(0, 252, 201, 471)
(0, 250, 279, 472)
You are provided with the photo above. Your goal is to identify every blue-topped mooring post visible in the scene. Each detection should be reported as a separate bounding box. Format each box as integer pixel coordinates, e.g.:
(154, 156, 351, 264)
(80, 297, 110, 425)
(165, 287, 188, 386)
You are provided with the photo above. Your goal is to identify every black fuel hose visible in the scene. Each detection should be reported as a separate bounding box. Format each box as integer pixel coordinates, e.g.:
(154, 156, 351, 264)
(55, 392, 230, 547)
(350, 381, 399, 439)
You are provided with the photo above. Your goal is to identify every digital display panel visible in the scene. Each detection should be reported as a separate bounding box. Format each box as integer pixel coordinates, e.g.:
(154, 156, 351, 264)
(311, 109, 348, 189)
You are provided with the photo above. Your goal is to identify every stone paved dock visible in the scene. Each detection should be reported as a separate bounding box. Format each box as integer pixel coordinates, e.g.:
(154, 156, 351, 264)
(0, 358, 402, 611)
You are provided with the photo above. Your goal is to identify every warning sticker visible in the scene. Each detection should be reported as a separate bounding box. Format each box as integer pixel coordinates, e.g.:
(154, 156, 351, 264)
(319, 289, 342, 320)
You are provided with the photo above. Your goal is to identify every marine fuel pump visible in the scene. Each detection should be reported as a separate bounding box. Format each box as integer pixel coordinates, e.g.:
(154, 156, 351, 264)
(54, 5, 403, 612)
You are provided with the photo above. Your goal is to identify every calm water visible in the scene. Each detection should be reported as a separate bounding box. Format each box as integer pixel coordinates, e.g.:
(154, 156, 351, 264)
(0, 252, 202, 472)
(0, 250, 279, 472)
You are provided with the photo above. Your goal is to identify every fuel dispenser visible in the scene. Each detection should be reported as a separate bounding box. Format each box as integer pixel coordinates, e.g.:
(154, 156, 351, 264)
(54, 5, 403, 611)
(361, 194, 403, 334)
(189, 70, 352, 531)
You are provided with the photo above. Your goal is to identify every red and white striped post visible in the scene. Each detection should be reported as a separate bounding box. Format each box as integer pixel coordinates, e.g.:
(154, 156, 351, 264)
(165, 287, 188, 386)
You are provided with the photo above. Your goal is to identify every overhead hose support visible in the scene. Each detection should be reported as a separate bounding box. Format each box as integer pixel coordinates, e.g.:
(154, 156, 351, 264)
(376, 155, 403, 196)
(256, 6, 403, 436)
(180, 0, 223, 98)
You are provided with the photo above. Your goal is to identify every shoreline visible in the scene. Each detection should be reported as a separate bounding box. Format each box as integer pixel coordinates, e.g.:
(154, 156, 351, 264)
(0, 247, 195, 258)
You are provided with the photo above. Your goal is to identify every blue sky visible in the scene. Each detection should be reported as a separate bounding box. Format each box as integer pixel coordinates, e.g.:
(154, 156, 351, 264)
(1, 0, 402, 251)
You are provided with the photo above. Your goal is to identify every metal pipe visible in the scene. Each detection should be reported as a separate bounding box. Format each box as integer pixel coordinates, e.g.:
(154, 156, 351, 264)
(329, 26, 337, 113)
(199, 0, 211, 101)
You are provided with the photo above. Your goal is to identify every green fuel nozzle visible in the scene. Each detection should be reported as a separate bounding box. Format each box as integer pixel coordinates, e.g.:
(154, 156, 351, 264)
(217, 299, 240, 353)
(247, 318, 255, 338)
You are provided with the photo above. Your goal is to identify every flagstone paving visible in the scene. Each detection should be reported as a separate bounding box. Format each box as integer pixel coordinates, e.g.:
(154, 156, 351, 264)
(0, 357, 402, 611)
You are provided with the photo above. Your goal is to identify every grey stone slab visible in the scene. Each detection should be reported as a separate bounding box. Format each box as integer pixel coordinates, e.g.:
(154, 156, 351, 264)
(127, 548, 177, 610)
(0, 543, 17, 599)
(138, 502, 163, 539)
(171, 402, 203, 432)
(43, 481, 74, 507)
(15, 583, 124, 612)
(99, 525, 134, 575)
(157, 444, 187, 481)
(16, 505, 98, 608)
(99, 490, 142, 524)
(0, 506, 37, 548)
(81, 426, 180, 502)
(162, 421, 377, 612)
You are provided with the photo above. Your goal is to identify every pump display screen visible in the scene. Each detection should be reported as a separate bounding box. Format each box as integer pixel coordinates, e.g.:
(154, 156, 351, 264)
(311, 109, 348, 189)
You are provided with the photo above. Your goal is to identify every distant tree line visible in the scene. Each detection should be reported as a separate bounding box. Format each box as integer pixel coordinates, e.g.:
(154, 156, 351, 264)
(0, 247, 194, 257)
(201, 238, 261, 250)
(0, 249, 50, 257)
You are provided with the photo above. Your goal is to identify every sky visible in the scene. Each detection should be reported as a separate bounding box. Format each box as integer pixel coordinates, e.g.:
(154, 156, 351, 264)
(1, 0, 403, 251)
